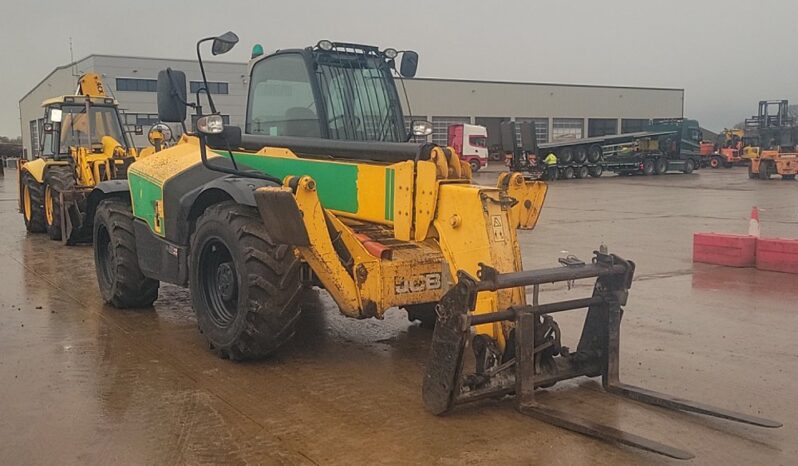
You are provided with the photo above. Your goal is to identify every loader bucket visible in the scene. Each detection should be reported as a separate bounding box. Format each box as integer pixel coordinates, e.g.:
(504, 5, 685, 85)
(422, 248, 780, 460)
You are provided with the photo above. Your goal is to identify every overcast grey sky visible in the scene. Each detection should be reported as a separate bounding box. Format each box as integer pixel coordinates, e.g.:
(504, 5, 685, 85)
(1, 0, 796, 136)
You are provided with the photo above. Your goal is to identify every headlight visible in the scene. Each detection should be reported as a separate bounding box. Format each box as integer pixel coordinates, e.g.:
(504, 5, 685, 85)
(383, 48, 398, 59)
(317, 40, 333, 51)
(411, 120, 433, 137)
(148, 123, 173, 145)
(196, 115, 225, 134)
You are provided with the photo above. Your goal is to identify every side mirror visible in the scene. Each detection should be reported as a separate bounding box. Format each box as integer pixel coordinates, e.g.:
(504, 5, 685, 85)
(157, 69, 187, 123)
(500, 121, 518, 153)
(400, 51, 418, 78)
(519, 121, 537, 152)
(212, 31, 239, 56)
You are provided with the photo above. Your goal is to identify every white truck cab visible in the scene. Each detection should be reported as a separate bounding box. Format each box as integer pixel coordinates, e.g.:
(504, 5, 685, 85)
(448, 123, 489, 171)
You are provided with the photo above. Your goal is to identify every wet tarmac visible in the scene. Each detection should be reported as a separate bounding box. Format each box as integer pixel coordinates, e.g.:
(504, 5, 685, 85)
(1, 165, 796, 465)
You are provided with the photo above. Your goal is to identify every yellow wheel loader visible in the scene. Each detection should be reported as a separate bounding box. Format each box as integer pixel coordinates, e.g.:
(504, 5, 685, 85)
(17, 73, 163, 243)
(86, 33, 780, 460)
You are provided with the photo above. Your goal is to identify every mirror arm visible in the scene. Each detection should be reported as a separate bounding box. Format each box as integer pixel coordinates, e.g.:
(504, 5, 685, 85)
(197, 133, 281, 184)
(196, 38, 218, 114)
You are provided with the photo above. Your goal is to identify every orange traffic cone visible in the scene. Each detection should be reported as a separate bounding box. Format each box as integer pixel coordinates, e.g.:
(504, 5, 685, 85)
(748, 206, 760, 237)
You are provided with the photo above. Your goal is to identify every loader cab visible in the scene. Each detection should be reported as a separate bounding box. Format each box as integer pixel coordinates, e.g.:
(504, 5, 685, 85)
(40, 97, 131, 160)
(245, 41, 418, 143)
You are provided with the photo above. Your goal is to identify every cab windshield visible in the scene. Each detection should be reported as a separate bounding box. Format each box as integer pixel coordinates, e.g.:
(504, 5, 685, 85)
(55, 104, 127, 154)
(315, 52, 406, 142)
(245, 51, 407, 142)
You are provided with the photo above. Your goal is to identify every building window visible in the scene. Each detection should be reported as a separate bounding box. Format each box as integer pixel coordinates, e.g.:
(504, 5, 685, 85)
(125, 113, 160, 127)
(515, 118, 549, 144)
(29, 120, 40, 157)
(191, 114, 230, 127)
(552, 118, 583, 140)
(621, 119, 648, 133)
(116, 78, 157, 92)
(588, 118, 618, 137)
(431, 116, 470, 146)
(190, 81, 229, 95)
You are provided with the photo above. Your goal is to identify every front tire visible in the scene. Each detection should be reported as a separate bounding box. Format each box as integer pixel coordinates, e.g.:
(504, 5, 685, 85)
(469, 159, 480, 172)
(405, 303, 437, 329)
(94, 198, 160, 308)
(682, 159, 695, 174)
(21, 172, 46, 233)
(190, 201, 303, 360)
(44, 166, 75, 241)
(759, 161, 772, 180)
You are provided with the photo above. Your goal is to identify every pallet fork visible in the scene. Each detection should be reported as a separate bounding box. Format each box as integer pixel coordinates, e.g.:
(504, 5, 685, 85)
(423, 247, 781, 460)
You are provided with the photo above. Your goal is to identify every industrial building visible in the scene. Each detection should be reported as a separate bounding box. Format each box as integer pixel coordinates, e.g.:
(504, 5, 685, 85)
(19, 54, 684, 157)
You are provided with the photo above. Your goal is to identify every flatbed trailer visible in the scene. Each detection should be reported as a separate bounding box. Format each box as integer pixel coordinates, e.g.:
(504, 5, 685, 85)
(509, 119, 703, 179)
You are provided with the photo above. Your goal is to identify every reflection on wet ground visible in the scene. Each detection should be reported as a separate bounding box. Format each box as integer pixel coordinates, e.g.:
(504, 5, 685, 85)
(1, 166, 796, 465)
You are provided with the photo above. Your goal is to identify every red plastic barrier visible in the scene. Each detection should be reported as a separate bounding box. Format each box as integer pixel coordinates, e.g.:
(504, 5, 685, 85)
(693, 233, 756, 267)
(756, 237, 798, 274)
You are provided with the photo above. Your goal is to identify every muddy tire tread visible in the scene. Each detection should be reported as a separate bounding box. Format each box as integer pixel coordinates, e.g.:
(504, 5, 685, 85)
(22, 173, 47, 233)
(191, 201, 303, 360)
(94, 198, 159, 308)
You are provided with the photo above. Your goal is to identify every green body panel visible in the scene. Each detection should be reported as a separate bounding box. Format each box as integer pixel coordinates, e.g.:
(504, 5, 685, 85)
(128, 171, 163, 235)
(218, 151, 360, 213)
(384, 168, 395, 221)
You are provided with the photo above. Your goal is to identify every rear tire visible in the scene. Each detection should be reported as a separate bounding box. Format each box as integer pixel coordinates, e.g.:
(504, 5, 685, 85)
(21, 172, 46, 233)
(559, 148, 573, 163)
(94, 198, 160, 308)
(575, 165, 589, 179)
(587, 144, 602, 163)
(44, 166, 75, 241)
(190, 201, 303, 360)
(682, 159, 695, 174)
(589, 165, 603, 177)
(574, 146, 588, 163)
(654, 158, 667, 175)
(562, 166, 575, 179)
(748, 163, 757, 179)
(642, 159, 655, 176)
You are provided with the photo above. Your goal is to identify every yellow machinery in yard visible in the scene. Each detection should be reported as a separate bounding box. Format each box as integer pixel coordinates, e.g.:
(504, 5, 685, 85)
(17, 73, 163, 243)
(86, 33, 780, 460)
(744, 100, 798, 180)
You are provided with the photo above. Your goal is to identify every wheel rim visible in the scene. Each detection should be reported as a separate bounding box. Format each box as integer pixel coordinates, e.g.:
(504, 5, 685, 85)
(96, 224, 115, 288)
(199, 239, 239, 328)
(45, 185, 54, 226)
(22, 184, 32, 221)
(470, 161, 479, 171)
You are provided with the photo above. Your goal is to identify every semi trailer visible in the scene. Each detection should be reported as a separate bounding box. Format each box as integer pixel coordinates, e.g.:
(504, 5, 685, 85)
(507, 119, 704, 179)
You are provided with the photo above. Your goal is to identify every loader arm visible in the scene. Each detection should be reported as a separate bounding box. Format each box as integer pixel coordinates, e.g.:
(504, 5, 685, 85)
(252, 148, 546, 345)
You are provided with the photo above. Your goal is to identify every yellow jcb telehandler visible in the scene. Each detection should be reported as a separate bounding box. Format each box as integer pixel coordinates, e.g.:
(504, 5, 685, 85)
(86, 33, 780, 460)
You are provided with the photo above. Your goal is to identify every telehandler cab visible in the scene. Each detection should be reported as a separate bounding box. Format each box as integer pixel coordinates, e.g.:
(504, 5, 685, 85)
(88, 32, 780, 460)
